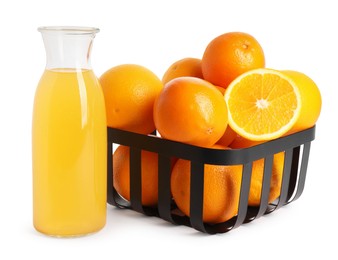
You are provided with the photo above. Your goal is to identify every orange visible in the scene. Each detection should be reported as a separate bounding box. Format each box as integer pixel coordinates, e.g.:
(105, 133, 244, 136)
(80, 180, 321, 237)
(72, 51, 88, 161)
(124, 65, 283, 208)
(248, 152, 285, 206)
(201, 32, 265, 88)
(224, 68, 301, 141)
(215, 86, 237, 146)
(229, 134, 263, 149)
(170, 145, 242, 224)
(216, 125, 237, 147)
(281, 70, 322, 134)
(170, 145, 285, 222)
(153, 76, 228, 147)
(113, 145, 158, 206)
(162, 58, 203, 85)
(99, 64, 163, 134)
(216, 86, 226, 95)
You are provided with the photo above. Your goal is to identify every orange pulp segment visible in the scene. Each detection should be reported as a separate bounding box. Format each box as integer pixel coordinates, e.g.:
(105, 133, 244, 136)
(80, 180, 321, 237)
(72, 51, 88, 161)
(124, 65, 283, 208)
(224, 68, 301, 141)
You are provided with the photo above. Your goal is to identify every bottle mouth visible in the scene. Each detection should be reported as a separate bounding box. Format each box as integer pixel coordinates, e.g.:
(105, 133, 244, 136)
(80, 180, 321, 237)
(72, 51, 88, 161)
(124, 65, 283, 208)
(37, 26, 100, 35)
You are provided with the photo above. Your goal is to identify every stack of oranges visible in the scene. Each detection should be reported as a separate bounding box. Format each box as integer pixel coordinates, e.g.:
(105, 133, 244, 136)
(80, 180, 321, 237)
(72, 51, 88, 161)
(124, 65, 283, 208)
(99, 32, 322, 224)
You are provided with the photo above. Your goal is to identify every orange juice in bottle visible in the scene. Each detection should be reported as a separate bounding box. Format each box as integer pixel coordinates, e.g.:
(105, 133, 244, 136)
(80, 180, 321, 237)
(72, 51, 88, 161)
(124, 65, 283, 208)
(32, 27, 107, 237)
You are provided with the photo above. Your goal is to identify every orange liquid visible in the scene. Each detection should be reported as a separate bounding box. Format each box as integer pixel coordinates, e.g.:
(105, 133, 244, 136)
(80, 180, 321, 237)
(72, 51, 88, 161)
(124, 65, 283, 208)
(32, 69, 107, 237)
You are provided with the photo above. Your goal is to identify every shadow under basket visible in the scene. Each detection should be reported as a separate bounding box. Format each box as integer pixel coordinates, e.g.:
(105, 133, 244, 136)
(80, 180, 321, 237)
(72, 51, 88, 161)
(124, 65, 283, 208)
(107, 126, 316, 234)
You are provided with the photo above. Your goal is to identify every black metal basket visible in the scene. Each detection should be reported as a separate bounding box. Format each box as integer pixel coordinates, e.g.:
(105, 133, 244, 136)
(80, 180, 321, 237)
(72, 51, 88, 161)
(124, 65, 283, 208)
(107, 126, 315, 234)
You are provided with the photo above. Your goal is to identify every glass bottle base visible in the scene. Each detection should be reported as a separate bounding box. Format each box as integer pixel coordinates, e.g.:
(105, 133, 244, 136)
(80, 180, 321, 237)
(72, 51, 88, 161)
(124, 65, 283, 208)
(34, 223, 105, 238)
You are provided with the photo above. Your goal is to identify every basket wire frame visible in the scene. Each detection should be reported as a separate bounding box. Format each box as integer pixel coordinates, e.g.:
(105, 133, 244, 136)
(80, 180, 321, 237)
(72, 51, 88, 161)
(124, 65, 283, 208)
(107, 126, 315, 234)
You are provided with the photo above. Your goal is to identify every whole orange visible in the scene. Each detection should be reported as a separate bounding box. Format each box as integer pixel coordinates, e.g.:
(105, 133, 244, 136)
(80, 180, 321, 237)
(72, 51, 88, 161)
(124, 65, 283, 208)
(171, 146, 285, 223)
(281, 70, 322, 134)
(113, 145, 158, 206)
(248, 152, 285, 206)
(153, 77, 228, 147)
(170, 145, 242, 224)
(215, 86, 237, 146)
(216, 125, 237, 147)
(99, 64, 163, 134)
(201, 32, 265, 88)
(229, 135, 264, 149)
(162, 57, 203, 85)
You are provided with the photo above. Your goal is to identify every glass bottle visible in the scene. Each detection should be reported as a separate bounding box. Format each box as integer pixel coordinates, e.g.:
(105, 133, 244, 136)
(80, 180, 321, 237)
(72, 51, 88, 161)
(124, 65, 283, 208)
(32, 26, 107, 237)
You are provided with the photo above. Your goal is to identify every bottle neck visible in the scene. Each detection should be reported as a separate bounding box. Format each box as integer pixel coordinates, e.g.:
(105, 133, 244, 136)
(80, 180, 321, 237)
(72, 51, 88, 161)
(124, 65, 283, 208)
(39, 26, 99, 70)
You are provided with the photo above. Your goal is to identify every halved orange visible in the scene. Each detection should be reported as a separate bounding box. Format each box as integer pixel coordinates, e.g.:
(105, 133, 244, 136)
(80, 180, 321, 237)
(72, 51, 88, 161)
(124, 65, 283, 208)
(224, 68, 301, 141)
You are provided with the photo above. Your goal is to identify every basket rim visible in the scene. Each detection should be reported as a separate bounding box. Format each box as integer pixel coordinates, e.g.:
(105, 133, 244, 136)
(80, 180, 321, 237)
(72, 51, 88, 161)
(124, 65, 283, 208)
(107, 125, 315, 165)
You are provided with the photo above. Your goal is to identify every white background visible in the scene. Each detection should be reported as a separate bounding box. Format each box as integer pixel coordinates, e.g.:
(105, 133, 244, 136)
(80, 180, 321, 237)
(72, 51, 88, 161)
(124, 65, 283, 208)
(0, 0, 337, 259)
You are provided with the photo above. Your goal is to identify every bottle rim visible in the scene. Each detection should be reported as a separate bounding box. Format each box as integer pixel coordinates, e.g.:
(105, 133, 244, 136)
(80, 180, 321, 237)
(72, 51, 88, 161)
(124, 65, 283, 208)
(37, 26, 100, 35)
